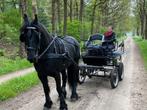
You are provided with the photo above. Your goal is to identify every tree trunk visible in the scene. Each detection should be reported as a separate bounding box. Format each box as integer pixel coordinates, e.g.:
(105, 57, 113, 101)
(19, 0, 27, 15)
(136, 27, 140, 36)
(32, 0, 38, 18)
(144, 15, 147, 39)
(69, 0, 73, 21)
(19, 0, 27, 58)
(75, 0, 79, 19)
(79, 0, 84, 39)
(91, 1, 97, 34)
(63, 0, 67, 36)
(52, 0, 56, 33)
(79, 0, 84, 22)
(140, 13, 145, 38)
(56, 0, 61, 33)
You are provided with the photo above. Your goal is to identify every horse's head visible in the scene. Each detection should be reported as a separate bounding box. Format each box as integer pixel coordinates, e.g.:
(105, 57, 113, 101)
(20, 14, 41, 63)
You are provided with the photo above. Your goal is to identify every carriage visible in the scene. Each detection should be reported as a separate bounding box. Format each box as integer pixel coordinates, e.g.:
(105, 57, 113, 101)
(79, 33, 125, 88)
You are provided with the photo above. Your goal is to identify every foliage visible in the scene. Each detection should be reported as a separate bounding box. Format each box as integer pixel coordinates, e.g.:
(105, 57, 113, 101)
(82, 21, 91, 40)
(134, 37, 147, 69)
(3, 9, 21, 29)
(0, 72, 39, 101)
(0, 9, 21, 42)
(66, 20, 81, 41)
(60, 20, 92, 41)
(60, 20, 80, 40)
(99, 27, 107, 34)
(0, 57, 32, 76)
(38, 8, 51, 28)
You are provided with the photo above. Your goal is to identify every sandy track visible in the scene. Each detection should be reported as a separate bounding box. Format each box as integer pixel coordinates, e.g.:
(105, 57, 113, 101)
(0, 37, 147, 110)
(0, 67, 35, 84)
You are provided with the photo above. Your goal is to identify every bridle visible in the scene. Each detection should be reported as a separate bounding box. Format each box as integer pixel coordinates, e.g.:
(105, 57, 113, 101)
(26, 26, 41, 59)
(26, 26, 57, 62)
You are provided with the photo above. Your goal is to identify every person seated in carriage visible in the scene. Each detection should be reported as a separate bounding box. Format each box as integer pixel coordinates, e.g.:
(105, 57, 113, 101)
(104, 26, 116, 41)
(102, 26, 116, 50)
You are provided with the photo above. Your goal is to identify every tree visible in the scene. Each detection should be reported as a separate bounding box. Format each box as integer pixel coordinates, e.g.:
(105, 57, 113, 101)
(74, 0, 79, 19)
(56, 0, 61, 33)
(79, 0, 84, 39)
(63, 0, 67, 36)
(79, 0, 84, 22)
(19, 0, 27, 58)
(91, 0, 98, 34)
(69, 0, 73, 21)
(32, 0, 38, 16)
(135, 0, 147, 39)
(51, 0, 56, 33)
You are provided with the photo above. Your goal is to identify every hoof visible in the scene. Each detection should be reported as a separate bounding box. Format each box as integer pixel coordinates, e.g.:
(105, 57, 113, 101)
(44, 101, 53, 109)
(70, 93, 79, 101)
(60, 103, 68, 110)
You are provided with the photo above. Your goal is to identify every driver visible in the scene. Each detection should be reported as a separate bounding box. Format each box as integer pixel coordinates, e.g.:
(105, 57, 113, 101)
(102, 26, 116, 50)
(104, 26, 116, 41)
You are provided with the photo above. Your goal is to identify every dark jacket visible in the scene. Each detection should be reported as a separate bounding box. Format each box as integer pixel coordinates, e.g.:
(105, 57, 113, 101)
(104, 31, 116, 41)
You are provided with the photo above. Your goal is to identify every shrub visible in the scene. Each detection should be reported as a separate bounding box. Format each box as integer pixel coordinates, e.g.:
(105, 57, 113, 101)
(0, 9, 21, 43)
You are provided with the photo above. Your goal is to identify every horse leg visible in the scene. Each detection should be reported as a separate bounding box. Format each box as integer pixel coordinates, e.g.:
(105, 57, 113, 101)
(38, 74, 53, 109)
(54, 73, 67, 110)
(61, 69, 67, 98)
(67, 65, 79, 101)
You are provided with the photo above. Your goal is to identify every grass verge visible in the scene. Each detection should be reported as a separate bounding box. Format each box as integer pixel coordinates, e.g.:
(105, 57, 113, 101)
(0, 57, 32, 76)
(0, 72, 39, 101)
(134, 37, 147, 69)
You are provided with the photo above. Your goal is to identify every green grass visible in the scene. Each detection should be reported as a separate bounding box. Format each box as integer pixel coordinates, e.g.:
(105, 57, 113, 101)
(0, 72, 39, 101)
(0, 57, 32, 76)
(134, 37, 147, 69)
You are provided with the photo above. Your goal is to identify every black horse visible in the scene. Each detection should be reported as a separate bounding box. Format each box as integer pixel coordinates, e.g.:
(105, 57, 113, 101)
(20, 14, 80, 110)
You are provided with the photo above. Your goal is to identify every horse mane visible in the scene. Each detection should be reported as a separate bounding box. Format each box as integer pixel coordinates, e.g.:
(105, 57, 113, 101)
(34, 22, 53, 43)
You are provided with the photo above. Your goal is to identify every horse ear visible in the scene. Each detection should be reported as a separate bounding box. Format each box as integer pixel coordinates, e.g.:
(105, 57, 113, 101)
(23, 14, 29, 24)
(33, 14, 38, 24)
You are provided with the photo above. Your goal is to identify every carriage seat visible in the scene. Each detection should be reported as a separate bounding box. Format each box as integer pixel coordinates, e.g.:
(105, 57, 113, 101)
(85, 33, 117, 56)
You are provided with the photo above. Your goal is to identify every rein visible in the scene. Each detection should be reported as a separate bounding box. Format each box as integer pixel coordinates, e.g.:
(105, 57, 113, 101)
(36, 36, 57, 60)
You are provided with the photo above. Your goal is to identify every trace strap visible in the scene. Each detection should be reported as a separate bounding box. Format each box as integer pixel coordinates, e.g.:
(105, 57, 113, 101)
(37, 36, 57, 60)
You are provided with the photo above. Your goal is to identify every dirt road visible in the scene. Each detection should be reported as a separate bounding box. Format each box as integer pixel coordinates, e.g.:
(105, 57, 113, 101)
(0, 37, 147, 110)
(0, 67, 35, 84)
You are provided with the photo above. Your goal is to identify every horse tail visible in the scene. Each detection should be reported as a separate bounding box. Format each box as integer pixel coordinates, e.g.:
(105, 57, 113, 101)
(63, 36, 80, 88)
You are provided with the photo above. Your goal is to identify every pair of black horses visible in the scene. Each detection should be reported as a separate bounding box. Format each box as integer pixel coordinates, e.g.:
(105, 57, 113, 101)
(20, 14, 80, 110)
